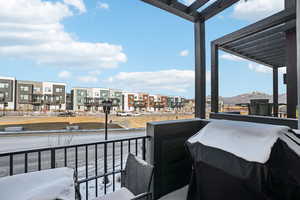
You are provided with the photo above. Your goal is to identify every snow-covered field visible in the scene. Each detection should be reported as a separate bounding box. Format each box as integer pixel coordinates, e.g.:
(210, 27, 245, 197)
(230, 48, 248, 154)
(0, 130, 145, 153)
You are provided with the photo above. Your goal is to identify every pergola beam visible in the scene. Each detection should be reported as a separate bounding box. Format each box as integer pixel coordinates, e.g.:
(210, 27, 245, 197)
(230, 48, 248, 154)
(141, 0, 196, 22)
(188, 0, 210, 14)
(200, 0, 240, 21)
(219, 47, 275, 68)
(225, 20, 296, 48)
(250, 49, 285, 58)
(242, 43, 286, 55)
(233, 40, 286, 54)
(231, 34, 284, 51)
(214, 8, 296, 46)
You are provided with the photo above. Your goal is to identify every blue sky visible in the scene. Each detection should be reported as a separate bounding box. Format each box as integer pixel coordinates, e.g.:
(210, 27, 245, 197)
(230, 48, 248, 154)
(0, 0, 286, 98)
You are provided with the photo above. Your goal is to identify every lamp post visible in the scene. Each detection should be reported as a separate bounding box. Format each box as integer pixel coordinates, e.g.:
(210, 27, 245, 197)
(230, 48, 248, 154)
(102, 99, 112, 189)
(102, 100, 113, 140)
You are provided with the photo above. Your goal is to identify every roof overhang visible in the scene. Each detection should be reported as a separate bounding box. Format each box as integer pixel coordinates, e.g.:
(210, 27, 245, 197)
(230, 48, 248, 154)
(140, 0, 240, 22)
(213, 8, 296, 68)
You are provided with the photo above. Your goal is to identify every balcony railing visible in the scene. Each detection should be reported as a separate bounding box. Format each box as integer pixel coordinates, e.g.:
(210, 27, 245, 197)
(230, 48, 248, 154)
(0, 135, 149, 200)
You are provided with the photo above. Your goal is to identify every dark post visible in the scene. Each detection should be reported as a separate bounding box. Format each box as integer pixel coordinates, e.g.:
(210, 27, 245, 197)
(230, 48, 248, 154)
(286, 0, 297, 118)
(211, 42, 219, 113)
(286, 29, 297, 118)
(194, 20, 206, 119)
(102, 100, 112, 187)
(297, 0, 300, 128)
(273, 68, 279, 117)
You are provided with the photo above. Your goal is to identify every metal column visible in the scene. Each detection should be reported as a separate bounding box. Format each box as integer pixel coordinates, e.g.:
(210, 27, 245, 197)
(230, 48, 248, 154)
(195, 20, 206, 119)
(297, 0, 300, 127)
(211, 42, 219, 113)
(273, 68, 279, 117)
(286, 30, 297, 118)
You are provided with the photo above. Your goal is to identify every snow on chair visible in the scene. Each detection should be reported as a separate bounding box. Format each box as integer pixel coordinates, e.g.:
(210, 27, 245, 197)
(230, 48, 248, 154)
(0, 167, 77, 200)
(94, 154, 154, 200)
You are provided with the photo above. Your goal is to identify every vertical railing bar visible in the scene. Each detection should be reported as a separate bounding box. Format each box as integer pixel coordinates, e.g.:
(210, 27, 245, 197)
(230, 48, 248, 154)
(120, 141, 123, 170)
(64, 148, 67, 167)
(85, 145, 88, 200)
(95, 144, 98, 197)
(50, 149, 55, 169)
(113, 142, 115, 191)
(75, 147, 78, 175)
(128, 140, 131, 154)
(24, 153, 28, 173)
(142, 138, 146, 161)
(104, 143, 107, 194)
(38, 151, 41, 171)
(9, 154, 13, 176)
(135, 139, 138, 156)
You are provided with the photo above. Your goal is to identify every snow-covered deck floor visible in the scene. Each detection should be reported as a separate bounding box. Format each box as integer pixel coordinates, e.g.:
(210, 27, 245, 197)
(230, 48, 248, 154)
(158, 186, 188, 200)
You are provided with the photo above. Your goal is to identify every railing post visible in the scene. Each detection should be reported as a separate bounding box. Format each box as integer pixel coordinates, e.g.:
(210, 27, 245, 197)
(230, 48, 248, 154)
(9, 154, 13, 176)
(50, 149, 56, 169)
(142, 138, 146, 161)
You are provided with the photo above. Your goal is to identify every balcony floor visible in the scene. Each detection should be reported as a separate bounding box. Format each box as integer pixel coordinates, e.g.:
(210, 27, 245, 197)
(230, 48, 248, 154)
(158, 185, 188, 200)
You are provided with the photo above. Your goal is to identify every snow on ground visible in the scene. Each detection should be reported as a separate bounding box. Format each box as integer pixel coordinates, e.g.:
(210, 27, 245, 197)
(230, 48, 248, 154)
(0, 130, 145, 153)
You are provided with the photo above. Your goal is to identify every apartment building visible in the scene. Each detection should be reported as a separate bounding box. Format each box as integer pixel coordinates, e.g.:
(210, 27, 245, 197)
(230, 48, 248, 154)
(0, 76, 16, 110)
(167, 96, 185, 111)
(109, 89, 123, 111)
(122, 92, 138, 112)
(16, 81, 66, 111)
(72, 87, 122, 112)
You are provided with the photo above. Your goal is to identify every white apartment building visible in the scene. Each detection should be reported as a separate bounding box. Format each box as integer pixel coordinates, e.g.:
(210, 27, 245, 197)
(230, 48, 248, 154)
(0, 76, 16, 110)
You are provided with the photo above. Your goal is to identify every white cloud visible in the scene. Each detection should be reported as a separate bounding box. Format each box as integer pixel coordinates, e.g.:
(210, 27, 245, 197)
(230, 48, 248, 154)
(58, 70, 72, 79)
(88, 70, 101, 75)
(278, 67, 286, 74)
(232, 0, 284, 21)
(78, 75, 99, 83)
(179, 50, 189, 57)
(106, 69, 211, 94)
(0, 0, 126, 69)
(63, 0, 86, 13)
(248, 63, 287, 74)
(221, 53, 245, 62)
(248, 63, 272, 73)
(98, 2, 109, 10)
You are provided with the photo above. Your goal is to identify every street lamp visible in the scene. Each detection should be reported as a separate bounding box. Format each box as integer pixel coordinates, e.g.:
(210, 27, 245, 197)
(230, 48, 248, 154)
(102, 99, 113, 140)
(102, 99, 112, 188)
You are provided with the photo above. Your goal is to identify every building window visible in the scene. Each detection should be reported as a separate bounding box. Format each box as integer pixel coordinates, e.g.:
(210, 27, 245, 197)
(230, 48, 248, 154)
(20, 86, 29, 92)
(34, 87, 41, 93)
(20, 95, 29, 100)
(0, 83, 9, 89)
(45, 87, 52, 93)
(55, 88, 63, 93)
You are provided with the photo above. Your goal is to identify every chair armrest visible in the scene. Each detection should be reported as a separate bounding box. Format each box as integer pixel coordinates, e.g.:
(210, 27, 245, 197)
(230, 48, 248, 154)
(131, 192, 152, 200)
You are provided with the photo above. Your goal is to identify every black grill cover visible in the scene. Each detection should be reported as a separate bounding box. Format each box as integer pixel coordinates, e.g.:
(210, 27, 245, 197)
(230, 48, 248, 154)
(186, 132, 300, 200)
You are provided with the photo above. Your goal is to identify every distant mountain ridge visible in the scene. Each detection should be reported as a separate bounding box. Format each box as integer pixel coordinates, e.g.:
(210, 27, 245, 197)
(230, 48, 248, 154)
(220, 91, 286, 105)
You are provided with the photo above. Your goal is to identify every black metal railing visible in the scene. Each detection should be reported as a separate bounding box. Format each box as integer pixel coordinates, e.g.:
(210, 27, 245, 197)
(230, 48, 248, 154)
(0, 136, 149, 200)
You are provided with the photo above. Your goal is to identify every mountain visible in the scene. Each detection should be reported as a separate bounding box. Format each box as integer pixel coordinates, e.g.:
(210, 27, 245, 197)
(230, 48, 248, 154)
(220, 91, 286, 105)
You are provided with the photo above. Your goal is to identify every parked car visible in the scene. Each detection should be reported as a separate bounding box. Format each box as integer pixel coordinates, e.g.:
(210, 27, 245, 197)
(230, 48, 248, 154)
(116, 112, 130, 117)
(57, 112, 76, 117)
(130, 113, 142, 117)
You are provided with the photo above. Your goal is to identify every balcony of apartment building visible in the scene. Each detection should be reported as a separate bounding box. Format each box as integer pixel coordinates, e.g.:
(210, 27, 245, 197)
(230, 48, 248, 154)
(1, 1, 300, 200)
